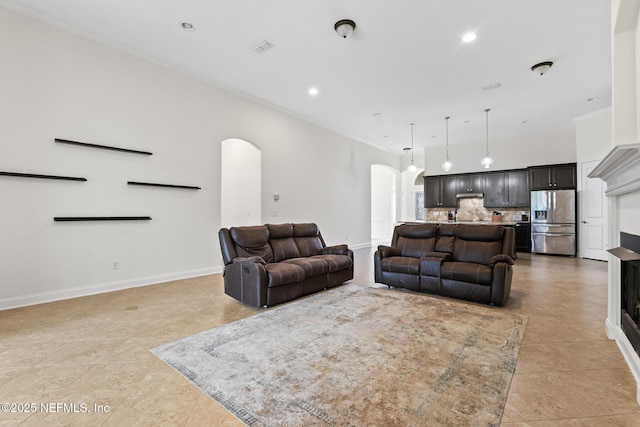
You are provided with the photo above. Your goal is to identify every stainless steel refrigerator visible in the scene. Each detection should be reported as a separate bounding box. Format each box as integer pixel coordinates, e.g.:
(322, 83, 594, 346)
(530, 189, 576, 256)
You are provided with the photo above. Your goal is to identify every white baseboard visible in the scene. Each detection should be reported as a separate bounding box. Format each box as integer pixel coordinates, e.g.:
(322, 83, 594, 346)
(350, 242, 372, 250)
(607, 319, 640, 406)
(0, 266, 223, 311)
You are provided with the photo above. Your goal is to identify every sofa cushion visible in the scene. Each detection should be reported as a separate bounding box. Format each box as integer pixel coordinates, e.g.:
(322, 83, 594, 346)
(455, 224, 504, 241)
(453, 225, 504, 265)
(267, 223, 294, 239)
(380, 256, 420, 275)
(396, 223, 438, 239)
(435, 223, 456, 253)
(293, 223, 324, 257)
(282, 257, 330, 276)
(395, 223, 437, 258)
(441, 261, 493, 285)
(311, 254, 352, 272)
(267, 224, 301, 262)
(265, 263, 306, 287)
(230, 225, 274, 263)
(271, 238, 301, 262)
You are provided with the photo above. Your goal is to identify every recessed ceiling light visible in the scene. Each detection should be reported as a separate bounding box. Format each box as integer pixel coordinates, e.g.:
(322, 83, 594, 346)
(308, 87, 319, 96)
(462, 32, 477, 43)
(587, 97, 599, 102)
(180, 22, 195, 32)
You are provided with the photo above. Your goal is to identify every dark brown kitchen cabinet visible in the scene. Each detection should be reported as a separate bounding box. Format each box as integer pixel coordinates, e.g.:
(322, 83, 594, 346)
(507, 170, 529, 206)
(483, 169, 529, 208)
(529, 163, 576, 190)
(456, 174, 484, 194)
(483, 173, 505, 207)
(424, 175, 457, 208)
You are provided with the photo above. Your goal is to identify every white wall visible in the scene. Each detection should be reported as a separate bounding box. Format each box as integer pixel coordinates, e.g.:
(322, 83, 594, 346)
(221, 139, 261, 228)
(0, 7, 398, 308)
(422, 128, 576, 176)
(619, 193, 640, 236)
(371, 165, 397, 239)
(576, 109, 614, 162)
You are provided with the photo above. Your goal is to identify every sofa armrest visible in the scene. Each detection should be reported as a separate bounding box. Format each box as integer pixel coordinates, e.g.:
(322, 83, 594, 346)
(488, 254, 515, 267)
(423, 251, 452, 260)
(377, 245, 401, 259)
(224, 258, 268, 307)
(232, 256, 266, 265)
(321, 244, 349, 255)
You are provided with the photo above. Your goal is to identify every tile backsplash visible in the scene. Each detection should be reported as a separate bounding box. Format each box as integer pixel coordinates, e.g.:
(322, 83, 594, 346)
(425, 198, 529, 222)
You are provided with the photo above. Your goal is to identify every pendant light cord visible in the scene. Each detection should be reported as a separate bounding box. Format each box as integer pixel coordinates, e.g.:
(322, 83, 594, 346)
(410, 123, 415, 164)
(445, 116, 450, 161)
(485, 108, 490, 156)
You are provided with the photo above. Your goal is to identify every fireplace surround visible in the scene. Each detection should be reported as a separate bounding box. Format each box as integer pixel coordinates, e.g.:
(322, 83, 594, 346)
(589, 143, 640, 405)
(613, 233, 640, 359)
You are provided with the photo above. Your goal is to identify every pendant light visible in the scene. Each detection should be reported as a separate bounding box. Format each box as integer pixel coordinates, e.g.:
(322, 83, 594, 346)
(480, 108, 494, 169)
(441, 116, 452, 172)
(407, 123, 417, 173)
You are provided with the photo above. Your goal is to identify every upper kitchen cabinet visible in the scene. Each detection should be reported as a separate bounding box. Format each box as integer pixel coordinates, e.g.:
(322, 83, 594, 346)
(483, 169, 529, 208)
(483, 173, 504, 207)
(424, 175, 457, 208)
(456, 174, 484, 195)
(529, 163, 576, 190)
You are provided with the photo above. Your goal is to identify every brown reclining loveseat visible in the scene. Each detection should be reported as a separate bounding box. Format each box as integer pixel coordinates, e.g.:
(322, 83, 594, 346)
(219, 223, 353, 308)
(374, 223, 516, 306)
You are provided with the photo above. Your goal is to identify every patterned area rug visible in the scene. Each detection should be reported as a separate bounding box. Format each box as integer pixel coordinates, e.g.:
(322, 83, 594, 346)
(152, 286, 526, 426)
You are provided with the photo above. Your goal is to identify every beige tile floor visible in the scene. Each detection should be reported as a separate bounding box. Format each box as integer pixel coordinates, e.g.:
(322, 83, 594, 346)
(1, 247, 640, 426)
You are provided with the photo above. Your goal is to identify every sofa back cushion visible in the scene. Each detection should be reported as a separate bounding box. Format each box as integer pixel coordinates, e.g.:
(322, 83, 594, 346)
(453, 225, 504, 265)
(293, 223, 325, 257)
(268, 223, 301, 262)
(435, 223, 456, 253)
(394, 223, 437, 258)
(230, 225, 274, 263)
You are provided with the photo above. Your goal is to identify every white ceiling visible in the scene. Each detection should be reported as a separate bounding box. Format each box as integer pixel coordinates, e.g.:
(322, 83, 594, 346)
(0, 0, 611, 154)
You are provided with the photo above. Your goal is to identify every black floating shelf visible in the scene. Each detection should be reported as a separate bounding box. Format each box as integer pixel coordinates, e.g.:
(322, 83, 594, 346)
(0, 171, 87, 182)
(127, 181, 201, 190)
(55, 138, 152, 156)
(54, 216, 152, 222)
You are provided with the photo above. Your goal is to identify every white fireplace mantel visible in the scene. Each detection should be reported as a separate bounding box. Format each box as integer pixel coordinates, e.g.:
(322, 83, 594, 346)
(588, 143, 640, 196)
(589, 142, 640, 406)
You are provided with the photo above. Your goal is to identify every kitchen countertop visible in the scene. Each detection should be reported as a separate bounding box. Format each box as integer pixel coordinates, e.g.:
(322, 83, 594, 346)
(403, 220, 520, 226)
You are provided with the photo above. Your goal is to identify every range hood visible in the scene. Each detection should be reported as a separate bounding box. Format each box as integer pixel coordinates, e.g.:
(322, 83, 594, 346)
(456, 193, 484, 198)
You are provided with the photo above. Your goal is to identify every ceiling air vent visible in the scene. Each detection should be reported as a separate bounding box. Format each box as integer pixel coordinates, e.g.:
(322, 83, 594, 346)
(252, 39, 274, 54)
(482, 82, 501, 91)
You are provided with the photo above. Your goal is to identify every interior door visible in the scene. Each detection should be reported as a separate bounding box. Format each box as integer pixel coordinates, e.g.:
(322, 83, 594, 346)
(580, 160, 608, 261)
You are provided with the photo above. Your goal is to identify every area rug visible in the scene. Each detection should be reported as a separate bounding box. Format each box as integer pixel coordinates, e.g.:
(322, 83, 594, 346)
(152, 286, 527, 426)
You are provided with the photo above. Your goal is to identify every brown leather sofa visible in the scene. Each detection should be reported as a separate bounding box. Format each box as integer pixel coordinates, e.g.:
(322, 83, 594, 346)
(219, 223, 353, 308)
(374, 223, 516, 306)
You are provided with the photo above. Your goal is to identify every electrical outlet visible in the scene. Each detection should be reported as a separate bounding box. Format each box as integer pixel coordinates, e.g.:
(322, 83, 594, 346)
(112, 261, 119, 270)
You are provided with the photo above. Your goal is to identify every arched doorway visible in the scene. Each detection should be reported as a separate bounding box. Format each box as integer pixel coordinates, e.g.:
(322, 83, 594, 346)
(221, 138, 262, 228)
